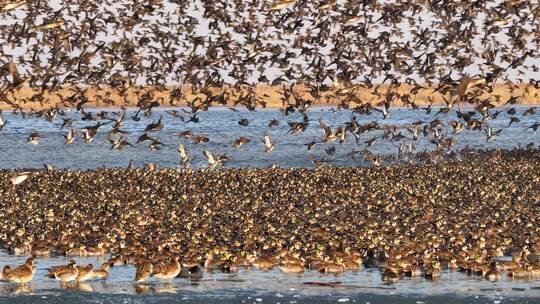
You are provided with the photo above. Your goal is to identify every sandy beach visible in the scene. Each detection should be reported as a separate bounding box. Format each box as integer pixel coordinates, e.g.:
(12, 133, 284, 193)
(1, 83, 539, 111)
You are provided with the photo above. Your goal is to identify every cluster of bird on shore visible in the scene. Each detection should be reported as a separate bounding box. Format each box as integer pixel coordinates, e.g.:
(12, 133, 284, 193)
(0, 0, 539, 167)
(1, 149, 539, 286)
(1, 0, 540, 291)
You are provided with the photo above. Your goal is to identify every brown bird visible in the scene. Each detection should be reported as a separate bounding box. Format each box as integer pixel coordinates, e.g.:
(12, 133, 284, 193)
(152, 257, 181, 282)
(135, 261, 153, 283)
(76, 264, 94, 282)
(91, 263, 110, 280)
(4, 258, 36, 284)
(54, 263, 78, 285)
(234, 137, 250, 148)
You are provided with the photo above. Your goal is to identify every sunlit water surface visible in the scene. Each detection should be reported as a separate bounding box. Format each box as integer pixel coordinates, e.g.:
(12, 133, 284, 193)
(0, 106, 538, 169)
(0, 252, 539, 303)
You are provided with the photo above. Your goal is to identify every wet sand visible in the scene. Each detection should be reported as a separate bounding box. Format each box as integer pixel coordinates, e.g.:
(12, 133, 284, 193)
(0, 291, 539, 304)
(0, 250, 539, 303)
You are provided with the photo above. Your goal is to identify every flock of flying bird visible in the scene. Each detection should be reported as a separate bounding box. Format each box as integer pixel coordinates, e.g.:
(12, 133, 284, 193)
(0, 0, 540, 293)
(0, 0, 539, 168)
(1, 99, 539, 170)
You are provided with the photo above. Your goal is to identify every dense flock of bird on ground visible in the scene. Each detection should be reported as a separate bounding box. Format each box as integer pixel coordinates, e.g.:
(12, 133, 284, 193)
(0, 0, 539, 167)
(1, 150, 540, 287)
(0, 0, 540, 290)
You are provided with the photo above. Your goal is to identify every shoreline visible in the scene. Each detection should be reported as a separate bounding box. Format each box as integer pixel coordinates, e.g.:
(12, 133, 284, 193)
(2, 147, 537, 172)
(2, 103, 540, 112)
(1, 83, 539, 111)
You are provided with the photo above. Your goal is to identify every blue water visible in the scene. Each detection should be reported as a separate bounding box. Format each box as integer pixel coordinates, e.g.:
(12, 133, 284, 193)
(0, 106, 538, 169)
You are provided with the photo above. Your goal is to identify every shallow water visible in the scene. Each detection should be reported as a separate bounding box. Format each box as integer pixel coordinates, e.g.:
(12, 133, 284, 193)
(0, 252, 539, 303)
(0, 106, 538, 169)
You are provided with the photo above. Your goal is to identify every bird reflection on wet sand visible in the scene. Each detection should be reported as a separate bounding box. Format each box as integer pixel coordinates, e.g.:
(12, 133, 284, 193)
(64, 282, 94, 292)
(2, 284, 33, 294)
(134, 283, 177, 295)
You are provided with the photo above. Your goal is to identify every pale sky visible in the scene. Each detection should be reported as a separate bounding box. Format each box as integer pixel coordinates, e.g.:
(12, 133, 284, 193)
(1, 0, 539, 87)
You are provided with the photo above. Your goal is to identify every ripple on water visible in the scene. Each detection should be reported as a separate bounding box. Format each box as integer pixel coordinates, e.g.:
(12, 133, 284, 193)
(0, 107, 538, 169)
